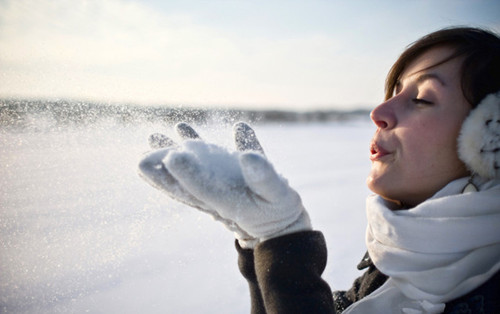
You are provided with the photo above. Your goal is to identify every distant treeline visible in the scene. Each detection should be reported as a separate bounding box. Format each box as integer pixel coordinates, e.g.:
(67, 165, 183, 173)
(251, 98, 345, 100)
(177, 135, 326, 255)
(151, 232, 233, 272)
(0, 99, 370, 130)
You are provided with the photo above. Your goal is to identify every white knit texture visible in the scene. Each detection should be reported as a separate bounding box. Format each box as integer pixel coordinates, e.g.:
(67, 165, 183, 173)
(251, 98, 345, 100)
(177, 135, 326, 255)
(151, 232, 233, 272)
(344, 177, 500, 314)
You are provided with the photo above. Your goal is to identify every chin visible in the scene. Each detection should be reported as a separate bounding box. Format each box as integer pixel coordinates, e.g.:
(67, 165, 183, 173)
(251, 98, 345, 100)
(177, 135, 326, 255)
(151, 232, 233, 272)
(366, 176, 405, 206)
(366, 173, 387, 195)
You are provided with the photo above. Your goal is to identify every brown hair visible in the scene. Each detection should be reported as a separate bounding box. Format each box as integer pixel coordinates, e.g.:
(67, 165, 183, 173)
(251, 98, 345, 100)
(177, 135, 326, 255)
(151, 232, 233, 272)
(385, 27, 500, 107)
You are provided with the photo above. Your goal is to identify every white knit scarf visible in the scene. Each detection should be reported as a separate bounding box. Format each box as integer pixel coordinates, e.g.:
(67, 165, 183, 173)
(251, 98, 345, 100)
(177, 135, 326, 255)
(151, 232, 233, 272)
(343, 177, 500, 314)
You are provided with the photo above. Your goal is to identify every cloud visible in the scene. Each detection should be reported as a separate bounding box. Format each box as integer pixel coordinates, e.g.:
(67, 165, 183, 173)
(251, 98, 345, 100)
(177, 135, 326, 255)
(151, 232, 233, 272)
(0, 0, 179, 73)
(0, 0, 388, 109)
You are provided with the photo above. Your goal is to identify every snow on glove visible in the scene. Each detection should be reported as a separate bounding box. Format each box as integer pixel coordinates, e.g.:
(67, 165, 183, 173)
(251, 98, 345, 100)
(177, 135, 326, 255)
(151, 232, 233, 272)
(139, 123, 257, 247)
(139, 122, 311, 248)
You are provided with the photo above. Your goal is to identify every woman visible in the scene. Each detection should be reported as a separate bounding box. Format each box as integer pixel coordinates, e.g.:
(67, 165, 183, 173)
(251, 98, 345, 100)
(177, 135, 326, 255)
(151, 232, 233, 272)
(138, 27, 500, 313)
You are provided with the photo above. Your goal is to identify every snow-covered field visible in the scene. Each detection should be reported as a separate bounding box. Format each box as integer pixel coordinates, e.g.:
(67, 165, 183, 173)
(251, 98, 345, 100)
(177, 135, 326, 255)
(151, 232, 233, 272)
(1, 118, 375, 313)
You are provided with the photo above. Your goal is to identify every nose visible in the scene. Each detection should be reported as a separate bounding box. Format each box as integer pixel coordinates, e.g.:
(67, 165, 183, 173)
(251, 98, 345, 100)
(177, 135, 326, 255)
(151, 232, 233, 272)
(370, 98, 397, 129)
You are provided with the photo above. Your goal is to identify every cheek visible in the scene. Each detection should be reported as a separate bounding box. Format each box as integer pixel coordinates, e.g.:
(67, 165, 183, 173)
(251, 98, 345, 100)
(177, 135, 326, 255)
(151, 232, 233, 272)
(399, 125, 433, 163)
(401, 121, 464, 177)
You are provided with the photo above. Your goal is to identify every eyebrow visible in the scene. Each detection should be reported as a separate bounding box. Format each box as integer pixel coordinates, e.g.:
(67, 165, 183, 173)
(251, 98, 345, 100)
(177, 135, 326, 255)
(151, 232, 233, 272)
(415, 73, 447, 87)
(395, 72, 446, 93)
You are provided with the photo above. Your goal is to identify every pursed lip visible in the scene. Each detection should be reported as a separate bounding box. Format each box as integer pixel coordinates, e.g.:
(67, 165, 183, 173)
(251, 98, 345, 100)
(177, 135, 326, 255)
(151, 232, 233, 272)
(369, 140, 391, 161)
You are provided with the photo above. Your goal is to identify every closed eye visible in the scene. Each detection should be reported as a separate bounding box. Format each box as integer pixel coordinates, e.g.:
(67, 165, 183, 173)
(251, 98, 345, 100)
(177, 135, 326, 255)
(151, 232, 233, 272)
(412, 98, 433, 105)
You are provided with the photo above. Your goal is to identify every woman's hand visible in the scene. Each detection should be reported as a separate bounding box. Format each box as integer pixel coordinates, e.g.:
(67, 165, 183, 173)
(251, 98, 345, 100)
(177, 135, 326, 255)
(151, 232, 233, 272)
(138, 122, 311, 248)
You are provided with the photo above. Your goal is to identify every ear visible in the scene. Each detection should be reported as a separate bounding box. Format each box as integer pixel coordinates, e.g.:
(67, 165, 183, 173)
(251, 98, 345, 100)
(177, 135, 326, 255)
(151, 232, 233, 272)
(458, 91, 500, 179)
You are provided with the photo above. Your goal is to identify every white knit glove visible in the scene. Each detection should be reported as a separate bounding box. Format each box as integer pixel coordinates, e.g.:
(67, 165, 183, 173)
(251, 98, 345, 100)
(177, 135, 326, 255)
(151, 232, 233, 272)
(138, 122, 311, 248)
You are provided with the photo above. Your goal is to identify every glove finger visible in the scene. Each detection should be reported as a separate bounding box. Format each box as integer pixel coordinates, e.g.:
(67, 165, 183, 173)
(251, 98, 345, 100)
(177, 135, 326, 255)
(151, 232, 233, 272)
(138, 149, 182, 194)
(138, 149, 170, 180)
(148, 133, 176, 149)
(165, 150, 213, 196)
(175, 122, 201, 140)
(165, 149, 245, 208)
(239, 152, 288, 202)
(233, 122, 265, 154)
(138, 149, 206, 209)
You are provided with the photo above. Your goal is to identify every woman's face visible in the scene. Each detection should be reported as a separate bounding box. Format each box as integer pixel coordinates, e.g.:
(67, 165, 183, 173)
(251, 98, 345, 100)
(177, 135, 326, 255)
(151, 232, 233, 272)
(367, 46, 472, 207)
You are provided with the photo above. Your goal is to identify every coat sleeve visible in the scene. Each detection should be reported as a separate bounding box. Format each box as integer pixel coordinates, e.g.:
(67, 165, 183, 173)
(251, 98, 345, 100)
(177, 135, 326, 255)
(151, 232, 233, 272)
(236, 231, 390, 314)
(254, 231, 335, 313)
(236, 241, 267, 314)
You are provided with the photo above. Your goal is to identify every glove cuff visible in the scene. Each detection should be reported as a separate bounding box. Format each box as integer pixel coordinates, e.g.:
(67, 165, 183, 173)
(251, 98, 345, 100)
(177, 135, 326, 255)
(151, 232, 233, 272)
(237, 237, 260, 249)
(261, 210, 313, 242)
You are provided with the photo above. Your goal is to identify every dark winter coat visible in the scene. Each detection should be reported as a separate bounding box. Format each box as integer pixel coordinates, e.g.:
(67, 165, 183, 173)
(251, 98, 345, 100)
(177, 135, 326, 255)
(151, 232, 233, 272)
(236, 231, 500, 314)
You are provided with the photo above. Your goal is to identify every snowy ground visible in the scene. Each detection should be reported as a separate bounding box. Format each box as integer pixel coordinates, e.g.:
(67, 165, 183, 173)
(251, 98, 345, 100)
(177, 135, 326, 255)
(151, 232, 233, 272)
(0, 118, 375, 313)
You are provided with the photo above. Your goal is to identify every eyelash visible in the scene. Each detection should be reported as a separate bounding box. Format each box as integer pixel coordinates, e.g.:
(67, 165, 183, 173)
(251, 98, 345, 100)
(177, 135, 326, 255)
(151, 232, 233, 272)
(412, 98, 433, 105)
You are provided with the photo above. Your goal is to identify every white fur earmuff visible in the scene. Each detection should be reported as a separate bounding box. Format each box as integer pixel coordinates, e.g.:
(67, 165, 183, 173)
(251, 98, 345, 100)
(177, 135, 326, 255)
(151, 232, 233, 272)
(458, 91, 500, 179)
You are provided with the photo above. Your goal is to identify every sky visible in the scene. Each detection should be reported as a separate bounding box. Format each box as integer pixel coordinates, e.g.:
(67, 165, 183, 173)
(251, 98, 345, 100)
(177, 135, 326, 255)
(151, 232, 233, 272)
(0, 0, 499, 110)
